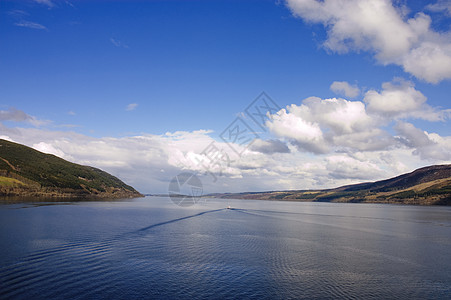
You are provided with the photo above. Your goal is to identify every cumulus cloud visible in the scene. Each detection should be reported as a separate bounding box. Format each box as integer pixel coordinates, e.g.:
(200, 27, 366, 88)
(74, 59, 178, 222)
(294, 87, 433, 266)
(286, 0, 451, 83)
(330, 81, 360, 98)
(364, 79, 450, 121)
(267, 96, 387, 153)
(266, 77, 451, 161)
(326, 155, 383, 180)
(395, 121, 451, 161)
(267, 106, 328, 153)
(364, 79, 426, 115)
(331, 129, 395, 152)
(401, 42, 451, 83)
(301, 97, 374, 134)
(395, 122, 432, 148)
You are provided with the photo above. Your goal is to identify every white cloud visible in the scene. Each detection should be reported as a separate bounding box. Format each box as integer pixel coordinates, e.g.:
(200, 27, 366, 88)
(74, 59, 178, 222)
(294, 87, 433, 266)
(126, 103, 138, 111)
(395, 121, 451, 161)
(267, 106, 328, 153)
(2, 122, 449, 193)
(301, 97, 374, 134)
(0, 135, 14, 142)
(33, 142, 67, 158)
(0, 108, 29, 122)
(401, 42, 451, 83)
(286, 0, 451, 83)
(330, 81, 360, 98)
(267, 96, 383, 153)
(426, 0, 451, 16)
(331, 128, 395, 152)
(364, 79, 450, 121)
(266, 79, 451, 161)
(14, 21, 46, 30)
(1, 105, 450, 194)
(394, 122, 432, 148)
(364, 79, 426, 115)
(326, 155, 383, 180)
(0, 107, 49, 126)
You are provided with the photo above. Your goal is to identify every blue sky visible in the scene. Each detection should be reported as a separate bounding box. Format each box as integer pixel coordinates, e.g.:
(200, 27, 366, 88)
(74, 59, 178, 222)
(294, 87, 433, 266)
(1, 0, 451, 193)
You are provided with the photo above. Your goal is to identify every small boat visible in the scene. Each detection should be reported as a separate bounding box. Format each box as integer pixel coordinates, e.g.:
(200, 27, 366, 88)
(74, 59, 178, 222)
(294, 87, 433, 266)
(227, 205, 231, 209)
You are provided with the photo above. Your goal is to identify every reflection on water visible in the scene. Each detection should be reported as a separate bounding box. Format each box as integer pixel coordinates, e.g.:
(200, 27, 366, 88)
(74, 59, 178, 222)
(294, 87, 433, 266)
(0, 197, 450, 299)
(0, 196, 131, 206)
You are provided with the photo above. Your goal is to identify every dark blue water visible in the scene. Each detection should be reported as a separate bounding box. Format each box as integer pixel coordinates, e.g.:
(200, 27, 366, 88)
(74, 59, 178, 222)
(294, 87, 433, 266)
(0, 197, 450, 299)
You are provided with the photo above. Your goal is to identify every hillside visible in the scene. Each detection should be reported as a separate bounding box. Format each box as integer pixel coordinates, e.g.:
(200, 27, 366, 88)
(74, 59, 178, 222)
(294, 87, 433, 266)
(208, 165, 451, 205)
(0, 139, 142, 198)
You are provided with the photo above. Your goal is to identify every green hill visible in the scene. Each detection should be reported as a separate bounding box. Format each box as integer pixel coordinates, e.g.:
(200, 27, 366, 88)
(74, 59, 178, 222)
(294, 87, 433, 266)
(0, 139, 142, 198)
(207, 165, 451, 205)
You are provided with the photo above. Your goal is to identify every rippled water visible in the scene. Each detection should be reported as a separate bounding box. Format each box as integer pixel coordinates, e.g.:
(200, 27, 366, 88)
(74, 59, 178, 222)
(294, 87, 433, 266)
(1, 197, 450, 299)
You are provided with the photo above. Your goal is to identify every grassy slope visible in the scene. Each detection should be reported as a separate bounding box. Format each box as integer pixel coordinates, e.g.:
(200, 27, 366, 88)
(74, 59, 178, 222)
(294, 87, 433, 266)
(0, 176, 24, 187)
(0, 139, 142, 198)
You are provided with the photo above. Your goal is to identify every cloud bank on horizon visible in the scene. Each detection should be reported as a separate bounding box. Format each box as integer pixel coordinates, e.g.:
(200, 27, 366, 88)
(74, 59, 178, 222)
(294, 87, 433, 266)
(1, 78, 450, 193)
(1, 0, 450, 194)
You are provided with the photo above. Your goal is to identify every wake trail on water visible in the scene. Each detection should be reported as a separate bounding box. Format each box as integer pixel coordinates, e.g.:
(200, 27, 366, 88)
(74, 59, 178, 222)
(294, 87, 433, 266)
(134, 208, 226, 233)
(0, 207, 229, 299)
(230, 207, 451, 227)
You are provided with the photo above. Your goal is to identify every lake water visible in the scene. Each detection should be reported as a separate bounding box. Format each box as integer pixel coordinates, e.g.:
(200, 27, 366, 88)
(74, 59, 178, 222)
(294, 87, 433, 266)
(0, 196, 450, 299)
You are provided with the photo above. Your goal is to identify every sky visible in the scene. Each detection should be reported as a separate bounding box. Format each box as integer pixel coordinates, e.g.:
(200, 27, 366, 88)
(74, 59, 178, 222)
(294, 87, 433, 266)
(1, 0, 451, 194)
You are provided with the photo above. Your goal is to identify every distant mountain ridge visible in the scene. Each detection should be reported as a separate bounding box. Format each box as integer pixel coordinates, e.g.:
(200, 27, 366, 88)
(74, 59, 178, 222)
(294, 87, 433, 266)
(0, 139, 142, 198)
(339, 165, 451, 192)
(208, 164, 451, 205)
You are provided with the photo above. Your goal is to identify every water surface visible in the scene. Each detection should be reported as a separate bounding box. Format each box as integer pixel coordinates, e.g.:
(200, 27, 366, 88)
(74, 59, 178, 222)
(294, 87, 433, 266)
(1, 197, 450, 299)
